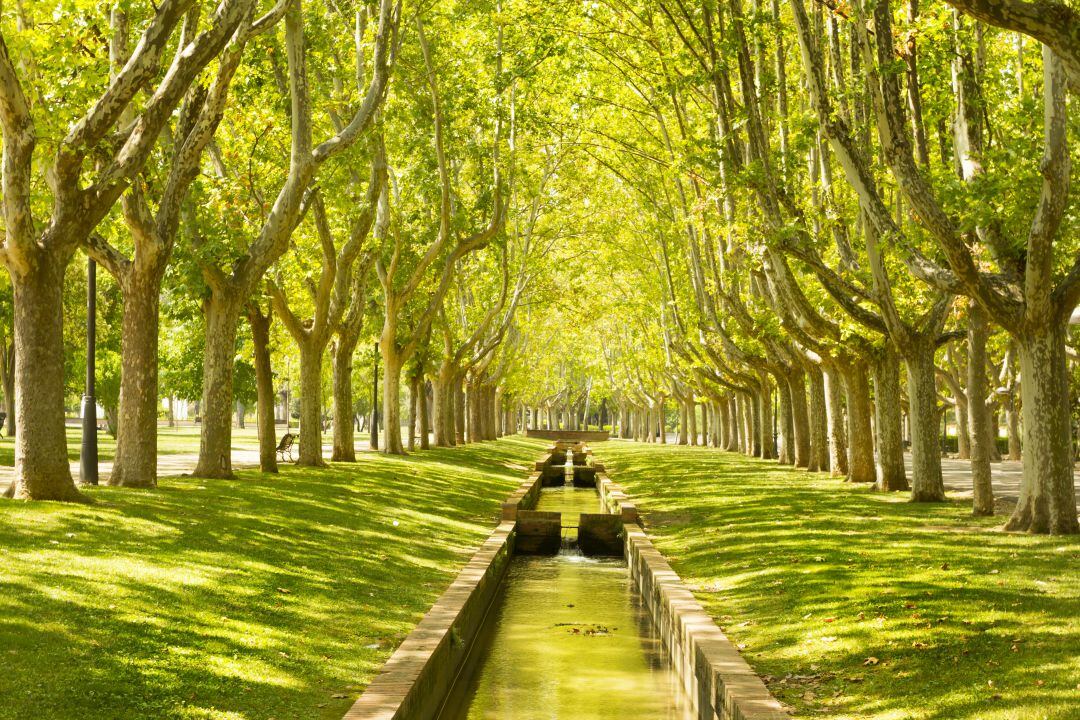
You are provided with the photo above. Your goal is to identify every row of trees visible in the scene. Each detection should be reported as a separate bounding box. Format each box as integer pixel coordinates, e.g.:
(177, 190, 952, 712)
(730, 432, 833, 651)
(0, 0, 577, 500)
(503, 0, 1079, 535)
(1, 0, 1077, 536)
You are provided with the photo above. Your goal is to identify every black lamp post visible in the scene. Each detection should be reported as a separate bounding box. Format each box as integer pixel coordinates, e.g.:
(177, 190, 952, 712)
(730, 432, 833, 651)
(371, 342, 379, 450)
(80, 258, 99, 485)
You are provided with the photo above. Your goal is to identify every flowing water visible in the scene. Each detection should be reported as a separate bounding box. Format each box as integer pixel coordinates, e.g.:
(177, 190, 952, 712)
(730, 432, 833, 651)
(437, 553, 695, 720)
(437, 479, 695, 720)
(536, 484, 604, 515)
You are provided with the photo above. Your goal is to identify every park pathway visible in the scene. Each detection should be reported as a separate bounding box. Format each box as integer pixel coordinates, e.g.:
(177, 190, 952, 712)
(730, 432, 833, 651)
(1, 442, 1076, 512)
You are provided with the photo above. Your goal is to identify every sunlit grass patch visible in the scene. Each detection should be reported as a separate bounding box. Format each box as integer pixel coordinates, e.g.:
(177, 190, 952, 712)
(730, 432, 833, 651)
(0, 436, 546, 720)
(599, 443, 1080, 720)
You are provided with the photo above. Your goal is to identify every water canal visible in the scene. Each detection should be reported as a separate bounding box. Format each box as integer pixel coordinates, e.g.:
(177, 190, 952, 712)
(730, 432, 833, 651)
(437, 471, 695, 720)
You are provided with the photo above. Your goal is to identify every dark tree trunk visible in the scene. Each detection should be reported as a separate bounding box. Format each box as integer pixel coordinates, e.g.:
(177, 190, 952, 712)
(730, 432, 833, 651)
(824, 363, 848, 477)
(776, 375, 794, 465)
(331, 338, 358, 462)
(297, 344, 326, 466)
(904, 341, 946, 501)
(1005, 320, 1078, 533)
(788, 368, 811, 468)
(407, 372, 419, 451)
(843, 361, 875, 483)
(248, 305, 278, 473)
(109, 270, 163, 488)
(419, 379, 431, 449)
(968, 305, 994, 515)
(873, 345, 909, 491)
(195, 290, 242, 479)
(807, 365, 829, 472)
(7, 255, 85, 501)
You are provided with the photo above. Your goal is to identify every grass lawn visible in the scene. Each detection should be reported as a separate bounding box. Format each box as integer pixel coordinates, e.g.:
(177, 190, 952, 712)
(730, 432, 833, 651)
(599, 442, 1080, 720)
(0, 436, 545, 720)
(0, 424, 264, 466)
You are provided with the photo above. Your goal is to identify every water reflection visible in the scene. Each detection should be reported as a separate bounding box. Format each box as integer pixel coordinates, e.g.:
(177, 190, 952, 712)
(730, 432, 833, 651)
(437, 554, 696, 720)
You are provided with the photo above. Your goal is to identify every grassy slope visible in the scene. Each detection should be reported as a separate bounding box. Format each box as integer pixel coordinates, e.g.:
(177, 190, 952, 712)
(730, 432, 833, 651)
(0, 425, 267, 466)
(599, 442, 1079, 720)
(0, 437, 545, 720)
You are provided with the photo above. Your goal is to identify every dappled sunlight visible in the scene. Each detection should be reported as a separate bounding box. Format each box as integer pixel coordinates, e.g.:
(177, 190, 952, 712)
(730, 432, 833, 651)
(0, 437, 547, 720)
(600, 443, 1080, 720)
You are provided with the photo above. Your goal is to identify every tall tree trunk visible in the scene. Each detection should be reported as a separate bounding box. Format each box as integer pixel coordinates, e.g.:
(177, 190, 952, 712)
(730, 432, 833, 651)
(807, 365, 829, 472)
(873, 346, 909, 491)
(843, 361, 875, 483)
(432, 365, 450, 446)
(1004, 393, 1021, 460)
(954, 394, 971, 459)
(195, 290, 242, 479)
(905, 342, 946, 501)
(380, 342, 405, 455)
(968, 305, 994, 515)
(331, 339, 358, 462)
(824, 363, 848, 477)
(2, 340, 15, 439)
(6, 258, 85, 501)
(297, 344, 326, 466)
(788, 368, 811, 468)
(988, 408, 1003, 462)
(677, 400, 688, 444)
(1005, 321, 1078, 533)
(776, 375, 794, 465)
(758, 380, 775, 459)
(454, 371, 467, 445)
(688, 399, 698, 446)
(727, 396, 740, 452)
(110, 272, 161, 487)
(248, 305, 278, 473)
(467, 381, 481, 443)
(419, 380, 431, 449)
(407, 373, 419, 451)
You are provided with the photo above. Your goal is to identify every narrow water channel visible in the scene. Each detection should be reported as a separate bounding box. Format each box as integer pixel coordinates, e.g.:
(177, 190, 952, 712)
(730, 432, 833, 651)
(437, 481, 695, 720)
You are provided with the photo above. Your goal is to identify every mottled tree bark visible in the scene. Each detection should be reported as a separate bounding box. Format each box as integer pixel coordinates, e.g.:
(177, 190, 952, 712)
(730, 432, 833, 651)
(6, 257, 85, 501)
(331, 340, 357, 462)
(968, 305, 994, 515)
(195, 290, 242, 479)
(807, 365, 829, 472)
(109, 270, 163, 487)
(777, 375, 794, 465)
(1006, 321, 1077, 533)
(843, 361, 875, 483)
(247, 303, 278, 473)
(873, 346, 909, 491)
(788, 368, 811, 468)
(906, 341, 946, 501)
(824, 364, 848, 477)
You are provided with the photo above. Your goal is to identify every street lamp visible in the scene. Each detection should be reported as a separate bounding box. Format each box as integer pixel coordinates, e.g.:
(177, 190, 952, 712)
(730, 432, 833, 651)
(80, 257, 99, 486)
(371, 342, 379, 450)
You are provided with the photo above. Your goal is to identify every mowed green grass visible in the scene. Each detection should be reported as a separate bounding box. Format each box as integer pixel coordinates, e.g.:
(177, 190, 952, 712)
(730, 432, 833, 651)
(0, 424, 266, 466)
(0, 436, 545, 720)
(599, 442, 1080, 720)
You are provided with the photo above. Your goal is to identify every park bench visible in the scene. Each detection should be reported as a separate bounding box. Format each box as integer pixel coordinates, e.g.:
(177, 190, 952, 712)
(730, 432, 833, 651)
(276, 432, 296, 463)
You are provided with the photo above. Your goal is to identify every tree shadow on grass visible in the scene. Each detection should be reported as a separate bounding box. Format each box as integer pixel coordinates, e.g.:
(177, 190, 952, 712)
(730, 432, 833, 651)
(0, 436, 547, 720)
(599, 443, 1080, 720)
